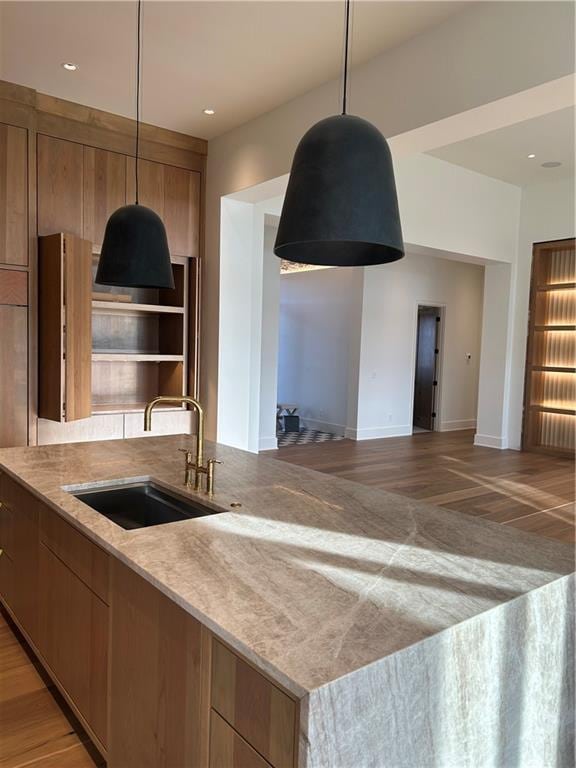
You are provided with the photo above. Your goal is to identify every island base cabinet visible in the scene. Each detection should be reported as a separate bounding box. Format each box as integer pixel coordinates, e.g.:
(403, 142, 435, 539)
(210, 711, 272, 768)
(37, 540, 109, 749)
(108, 559, 210, 768)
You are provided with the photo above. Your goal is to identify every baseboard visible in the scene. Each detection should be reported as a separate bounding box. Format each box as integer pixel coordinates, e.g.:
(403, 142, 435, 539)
(259, 435, 278, 451)
(439, 419, 477, 432)
(345, 425, 412, 441)
(473, 433, 508, 449)
(301, 418, 346, 436)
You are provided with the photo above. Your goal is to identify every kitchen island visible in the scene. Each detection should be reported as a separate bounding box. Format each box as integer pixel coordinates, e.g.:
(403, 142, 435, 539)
(0, 435, 573, 768)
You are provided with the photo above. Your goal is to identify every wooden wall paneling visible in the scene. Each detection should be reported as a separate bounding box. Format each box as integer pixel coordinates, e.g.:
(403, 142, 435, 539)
(210, 711, 272, 768)
(37, 134, 83, 236)
(0, 304, 28, 447)
(126, 156, 165, 219)
(38, 541, 108, 748)
(64, 234, 92, 420)
(83, 147, 126, 248)
(38, 234, 64, 421)
(163, 166, 201, 257)
(0, 268, 27, 304)
(108, 558, 209, 768)
(211, 639, 297, 768)
(0, 123, 28, 266)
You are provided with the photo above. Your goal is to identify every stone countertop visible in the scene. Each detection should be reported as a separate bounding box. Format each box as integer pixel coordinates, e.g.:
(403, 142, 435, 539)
(0, 435, 572, 698)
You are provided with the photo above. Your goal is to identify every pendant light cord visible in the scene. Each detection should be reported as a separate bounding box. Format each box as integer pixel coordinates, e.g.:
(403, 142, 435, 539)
(135, 0, 141, 204)
(341, 0, 350, 115)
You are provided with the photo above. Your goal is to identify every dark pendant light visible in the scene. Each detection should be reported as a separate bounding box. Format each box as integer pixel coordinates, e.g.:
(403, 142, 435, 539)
(274, 0, 404, 267)
(96, 0, 174, 290)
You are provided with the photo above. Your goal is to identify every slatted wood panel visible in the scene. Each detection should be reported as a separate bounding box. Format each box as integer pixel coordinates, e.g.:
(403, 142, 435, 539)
(0, 610, 103, 768)
(0, 123, 28, 266)
(275, 429, 575, 544)
(523, 239, 575, 456)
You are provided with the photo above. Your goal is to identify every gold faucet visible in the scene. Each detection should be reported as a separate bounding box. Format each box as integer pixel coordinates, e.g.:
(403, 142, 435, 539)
(143, 396, 221, 494)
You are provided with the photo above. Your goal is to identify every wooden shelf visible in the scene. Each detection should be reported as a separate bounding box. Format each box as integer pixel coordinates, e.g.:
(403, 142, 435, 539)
(534, 324, 576, 332)
(92, 300, 185, 315)
(530, 365, 575, 373)
(92, 353, 184, 363)
(536, 282, 576, 292)
(529, 405, 576, 416)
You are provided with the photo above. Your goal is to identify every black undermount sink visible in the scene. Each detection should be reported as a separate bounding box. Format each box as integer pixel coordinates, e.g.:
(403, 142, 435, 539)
(74, 481, 220, 530)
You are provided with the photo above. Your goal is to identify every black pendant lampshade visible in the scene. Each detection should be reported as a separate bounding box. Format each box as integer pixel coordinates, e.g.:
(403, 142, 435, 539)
(95, 0, 174, 290)
(96, 204, 174, 289)
(274, 114, 404, 267)
(274, 0, 404, 268)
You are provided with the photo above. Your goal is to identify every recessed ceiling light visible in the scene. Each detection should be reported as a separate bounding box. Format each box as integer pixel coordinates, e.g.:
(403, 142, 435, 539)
(203, 108, 215, 116)
(527, 153, 536, 159)
(62, 62, 78, 72)
(541, 161, 562, 168)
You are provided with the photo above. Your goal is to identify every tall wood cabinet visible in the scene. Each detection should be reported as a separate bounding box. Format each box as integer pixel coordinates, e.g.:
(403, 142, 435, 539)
(0, 81, 206, 448)
(523, 238, 575, 456)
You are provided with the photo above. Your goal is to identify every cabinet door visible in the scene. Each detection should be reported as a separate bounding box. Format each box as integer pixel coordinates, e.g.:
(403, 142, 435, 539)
(83, 147, 126, 248)
(37, 134, 83, 237)
(210, 711, 272, 768)
(0, 123, 28, 266)
(127, 157, 200, 256)
(0, 302, 28, 447)
(38, 233, 92, 422)
(108, 558, 208, 768)
(38, 541, 108, 746)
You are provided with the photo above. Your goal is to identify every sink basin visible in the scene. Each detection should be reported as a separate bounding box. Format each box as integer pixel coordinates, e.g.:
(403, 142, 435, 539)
(73, 481, 220, 530)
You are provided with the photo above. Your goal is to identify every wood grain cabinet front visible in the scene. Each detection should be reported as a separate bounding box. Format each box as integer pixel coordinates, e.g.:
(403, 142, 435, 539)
(0, 123, 28, 266)
(0, 275, 28, 448)
(211, 639, 297, 768)
(210, 710, 272, 768)
(38, 232, 92, 422)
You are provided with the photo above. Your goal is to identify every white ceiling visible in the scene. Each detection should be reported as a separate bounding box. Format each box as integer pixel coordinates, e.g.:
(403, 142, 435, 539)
(428, 107, 575, 187)
(0, 1, 466, 140)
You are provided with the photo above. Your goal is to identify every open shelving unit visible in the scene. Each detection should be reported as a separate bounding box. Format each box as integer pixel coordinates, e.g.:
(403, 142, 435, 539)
(91, 250, 189, 415)
(523, 239, 575, 456)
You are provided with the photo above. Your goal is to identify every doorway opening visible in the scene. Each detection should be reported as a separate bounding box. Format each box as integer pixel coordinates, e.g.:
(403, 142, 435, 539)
(413, 305, 442, 433)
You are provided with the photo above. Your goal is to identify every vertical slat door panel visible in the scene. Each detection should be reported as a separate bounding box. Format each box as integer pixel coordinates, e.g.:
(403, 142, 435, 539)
(37, 134, 83, 237)
(64, 235, 92, 420)
(0, 123, 28, 266)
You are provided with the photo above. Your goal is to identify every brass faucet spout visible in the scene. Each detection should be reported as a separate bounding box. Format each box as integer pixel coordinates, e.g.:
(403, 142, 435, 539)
(144, 396, 205, 466)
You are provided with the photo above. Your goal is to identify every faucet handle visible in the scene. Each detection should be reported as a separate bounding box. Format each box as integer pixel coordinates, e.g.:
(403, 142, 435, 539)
(207, 458, 222, 467)
(178, 448, 194, 464)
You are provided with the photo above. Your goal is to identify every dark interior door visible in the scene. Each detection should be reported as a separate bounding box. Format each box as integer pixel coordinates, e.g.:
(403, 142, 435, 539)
(413, 307, 440, 430)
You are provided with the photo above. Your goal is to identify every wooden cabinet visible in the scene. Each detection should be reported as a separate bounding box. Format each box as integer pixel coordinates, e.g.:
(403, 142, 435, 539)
(0, 295, 28, 447)
(37, 134, 83, 237)
(38, 540, 108, 747)
(83, 147, 126, 248)
(210, 711, 272, 768)
(38, 233, 92, 421)
(127, 157, 201, 257)
(108, 558, 209, 768)
(0, 123, 28, 266)
(212, 639, 297, 768)
(0, 473, 39, 643)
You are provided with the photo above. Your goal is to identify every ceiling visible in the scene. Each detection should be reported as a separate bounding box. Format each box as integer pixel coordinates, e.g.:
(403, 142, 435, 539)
(428, 107, 575, 187)
(0, 1, 466, 140)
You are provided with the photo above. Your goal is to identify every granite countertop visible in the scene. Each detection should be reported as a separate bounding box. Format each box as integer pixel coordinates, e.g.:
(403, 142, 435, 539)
(0, 435, 573, 698)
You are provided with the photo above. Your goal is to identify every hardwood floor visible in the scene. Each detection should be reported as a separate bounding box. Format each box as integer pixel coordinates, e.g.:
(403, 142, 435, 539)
(274, 429, 575, 544)
(0, 611, 102, 768)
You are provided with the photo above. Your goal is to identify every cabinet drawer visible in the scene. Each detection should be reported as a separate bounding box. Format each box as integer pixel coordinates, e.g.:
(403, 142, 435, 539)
(40, 503, 109, 604)
(210, 710, 271, 768)
(211, 640, 296, 768)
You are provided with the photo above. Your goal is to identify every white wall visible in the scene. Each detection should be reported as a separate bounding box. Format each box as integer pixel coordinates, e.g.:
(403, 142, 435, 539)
(507, 177, 575, 449)
(350, 254, 485, 439)
(278, 269, 362, 435)
(204, 2, 574, 439)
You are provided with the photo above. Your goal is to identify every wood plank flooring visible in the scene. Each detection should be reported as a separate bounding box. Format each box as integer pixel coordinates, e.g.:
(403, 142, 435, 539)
(0, 611, 103, 768)
(274, 429, 575, 544)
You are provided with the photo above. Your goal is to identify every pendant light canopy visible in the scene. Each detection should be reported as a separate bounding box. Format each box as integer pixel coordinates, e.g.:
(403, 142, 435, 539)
(96, 0, 174, 290)
(274, 0, 404, 268)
